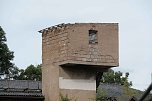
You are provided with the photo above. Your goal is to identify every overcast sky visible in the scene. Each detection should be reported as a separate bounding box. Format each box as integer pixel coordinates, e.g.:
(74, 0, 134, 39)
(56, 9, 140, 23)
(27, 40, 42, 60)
(0, 0, 152, 91)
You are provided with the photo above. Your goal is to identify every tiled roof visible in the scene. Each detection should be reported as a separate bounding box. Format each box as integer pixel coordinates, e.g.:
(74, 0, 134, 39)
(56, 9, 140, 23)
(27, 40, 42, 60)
(0, 91, 43, 97)
(0, 80, 44, 98)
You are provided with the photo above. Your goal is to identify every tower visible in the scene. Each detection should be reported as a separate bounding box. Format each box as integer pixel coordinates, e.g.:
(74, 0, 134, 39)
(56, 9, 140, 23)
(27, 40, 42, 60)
(39, 23, 119, 101)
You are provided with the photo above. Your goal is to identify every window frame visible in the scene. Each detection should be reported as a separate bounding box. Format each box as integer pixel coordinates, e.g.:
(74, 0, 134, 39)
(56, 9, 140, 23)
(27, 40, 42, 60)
(88, 30, 98, 44)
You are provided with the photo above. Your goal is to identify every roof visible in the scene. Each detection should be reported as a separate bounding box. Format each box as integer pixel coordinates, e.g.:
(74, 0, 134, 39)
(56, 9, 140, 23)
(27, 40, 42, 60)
(98, 83, 152, 101)
(0, 80, 44, 99)
(38, 23, 118, 33)
(38, 23, 72, 33)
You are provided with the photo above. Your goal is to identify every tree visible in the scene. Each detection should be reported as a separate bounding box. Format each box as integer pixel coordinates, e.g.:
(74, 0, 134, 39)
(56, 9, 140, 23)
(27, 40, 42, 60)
(24, 64, 42, 81)
(14, 69, 26, 80)
(9, 66, 20, 79)
(13, 64, 42, 81)
(0, 26, 14, 78)
(101, 69, 132, 87)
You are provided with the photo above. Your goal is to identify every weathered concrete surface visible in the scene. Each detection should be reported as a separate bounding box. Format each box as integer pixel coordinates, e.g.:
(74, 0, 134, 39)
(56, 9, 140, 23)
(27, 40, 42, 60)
(40, 23, 119, 101)
(41, 23, 119, 68)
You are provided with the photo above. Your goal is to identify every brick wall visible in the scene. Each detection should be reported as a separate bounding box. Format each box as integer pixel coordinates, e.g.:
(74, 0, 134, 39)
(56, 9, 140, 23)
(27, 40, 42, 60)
(41, 23, 119, 67)
(40, 23, 119, 101)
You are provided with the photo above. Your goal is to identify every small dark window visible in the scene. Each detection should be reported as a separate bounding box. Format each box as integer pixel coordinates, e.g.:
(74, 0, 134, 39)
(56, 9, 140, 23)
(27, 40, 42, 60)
(89, 30, 98, 44)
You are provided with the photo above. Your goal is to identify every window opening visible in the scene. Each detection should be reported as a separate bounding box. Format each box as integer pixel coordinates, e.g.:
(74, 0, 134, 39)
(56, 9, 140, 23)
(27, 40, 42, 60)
(89, 30, 98, 44)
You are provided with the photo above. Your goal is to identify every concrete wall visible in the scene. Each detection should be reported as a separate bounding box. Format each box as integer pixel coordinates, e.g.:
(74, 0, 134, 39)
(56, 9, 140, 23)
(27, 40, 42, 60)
(59, 67, 96, 101)
(42, 64, 59, 101)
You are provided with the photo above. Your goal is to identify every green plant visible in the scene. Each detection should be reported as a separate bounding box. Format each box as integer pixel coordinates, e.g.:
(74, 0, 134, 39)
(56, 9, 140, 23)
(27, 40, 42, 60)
(96, 88, 107, 101)
(60, 94, 77, 101)
(60, 94, 71, 101)
(123, 86, 138, 97)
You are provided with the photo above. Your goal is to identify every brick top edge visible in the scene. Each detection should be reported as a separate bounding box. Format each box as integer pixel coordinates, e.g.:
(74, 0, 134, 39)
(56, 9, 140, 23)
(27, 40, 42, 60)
(38, 23, 118, 33)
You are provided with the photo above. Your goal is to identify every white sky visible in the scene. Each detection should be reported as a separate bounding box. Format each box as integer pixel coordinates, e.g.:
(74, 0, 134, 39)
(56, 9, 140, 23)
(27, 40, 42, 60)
(0, 0, 152, 91)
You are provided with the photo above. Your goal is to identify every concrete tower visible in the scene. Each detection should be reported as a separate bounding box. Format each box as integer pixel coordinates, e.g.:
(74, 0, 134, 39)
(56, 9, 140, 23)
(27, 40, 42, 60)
(39, 23, 119, 101)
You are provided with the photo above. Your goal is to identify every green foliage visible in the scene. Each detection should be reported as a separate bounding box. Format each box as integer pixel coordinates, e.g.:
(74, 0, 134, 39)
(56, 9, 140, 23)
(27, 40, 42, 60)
(14, 68, 25, 80)
(9, 66, 20, 79)
(24, 64, 42, 81)
(96, 88, 107, 101)
(0, 26, 14, 78)
(123, 86, 138, 97)
(60, 94, 71, 101)
(12, 64, 42, 81)
(101, 69, 132, 87)
(60, 94, 77, 101)
(0, 26, 42, 81)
